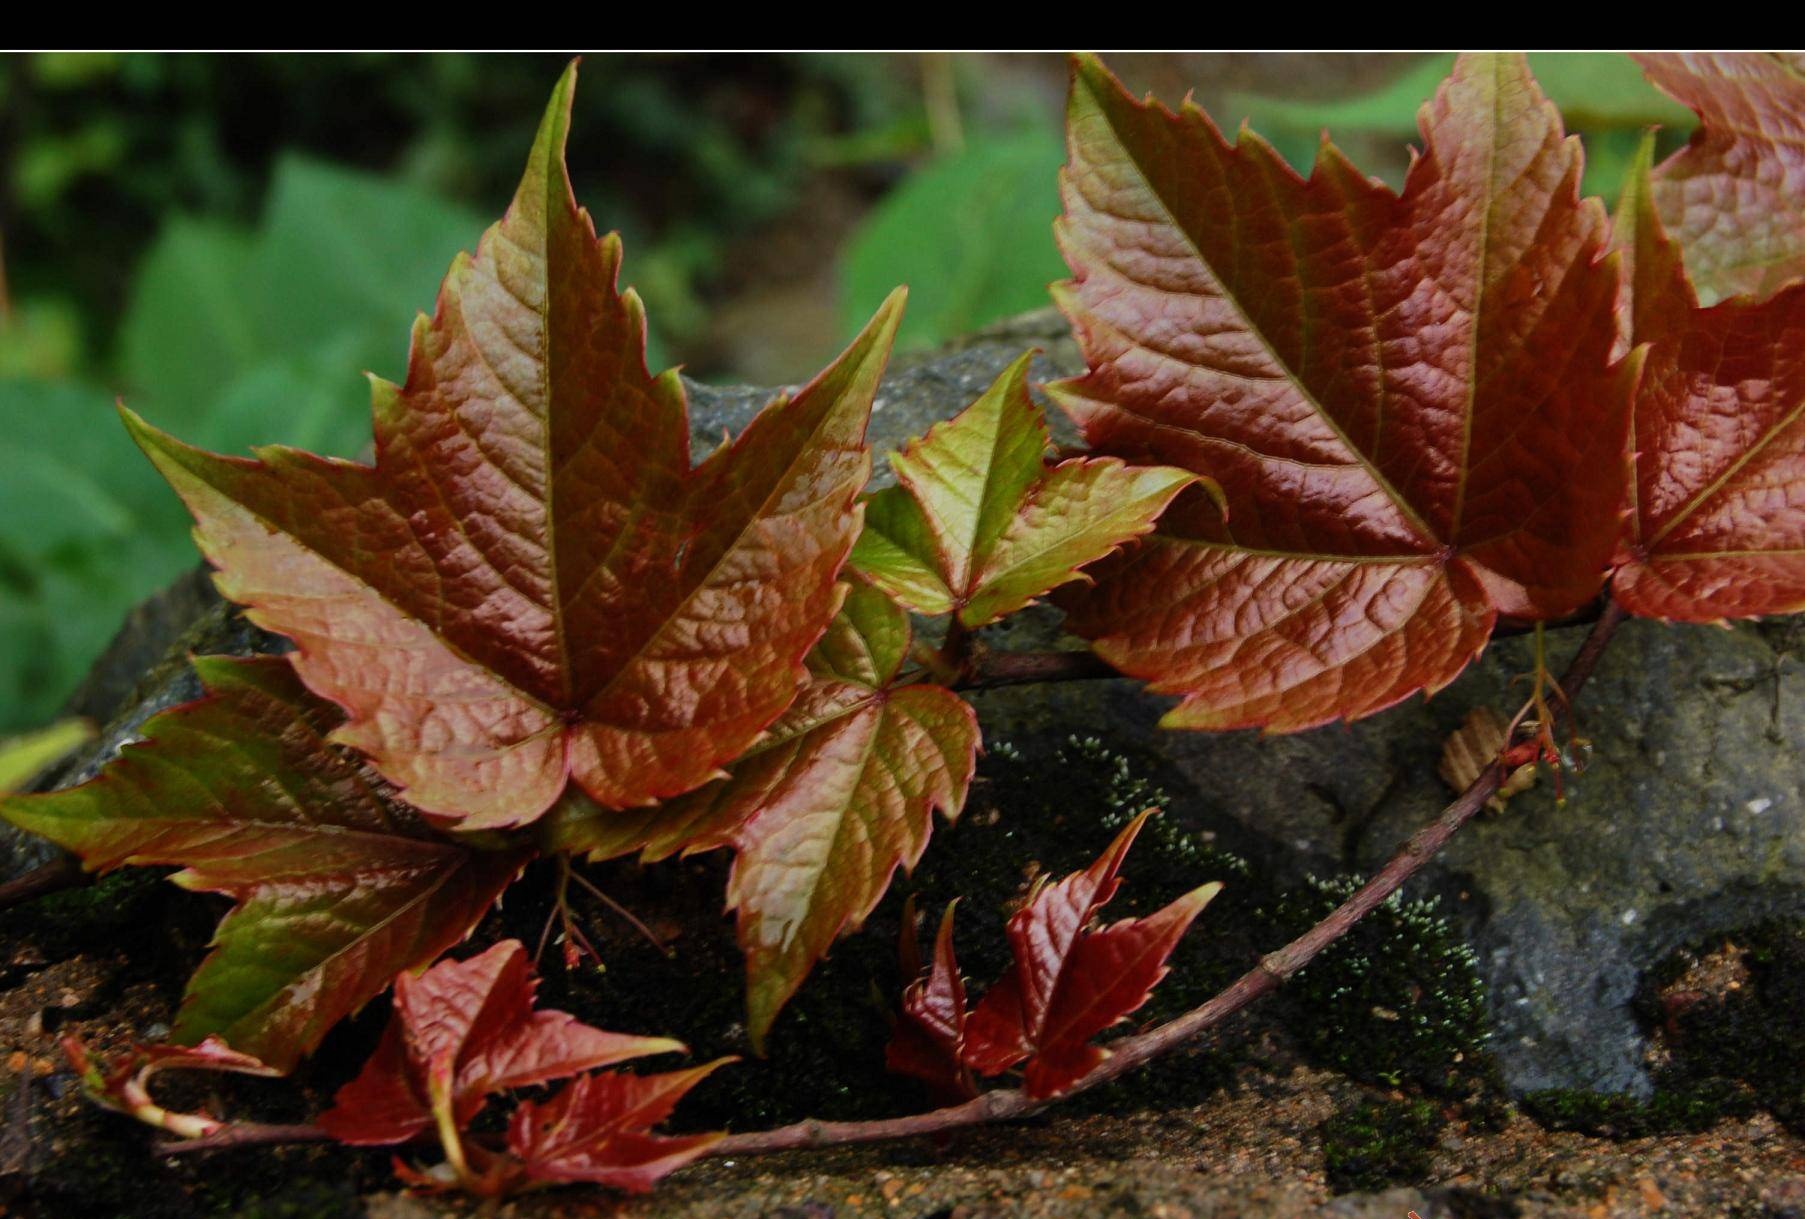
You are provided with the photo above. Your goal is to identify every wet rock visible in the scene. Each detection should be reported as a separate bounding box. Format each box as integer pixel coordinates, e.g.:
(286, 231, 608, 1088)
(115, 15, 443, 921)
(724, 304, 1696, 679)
(12, 309, 1804, 1100)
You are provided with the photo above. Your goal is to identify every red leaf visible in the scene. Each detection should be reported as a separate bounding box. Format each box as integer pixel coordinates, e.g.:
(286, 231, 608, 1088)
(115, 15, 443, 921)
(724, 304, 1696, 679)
(507, 1060, 730, 1193)
(886, 901, 976, 1103)
(1612, 136, 1805, 620)
(121, 62, 904, 829)
(0, 657, 525, 1071)
(961, 813, 1219, 1098)
(318, 940, 682, 1146)
(1052, 53, 1631, 731)
(1636, 54, 1805, 303)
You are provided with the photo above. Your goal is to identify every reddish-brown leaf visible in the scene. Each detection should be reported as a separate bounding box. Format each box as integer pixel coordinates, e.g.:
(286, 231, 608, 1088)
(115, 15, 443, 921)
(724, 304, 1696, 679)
(318, 940, 682, 1146)
(0, 657, 525, 1071)
(506, 1060, 730, 1193)
(1636, 54, 1805, 303)
(1052, 53, 1631, 731)
(1612, 137, 1805, 620)
(962, 813, 1219, 1098)
(547, 579, 979, 1047)
(885, 901, 976, 1103)
(122, 62, 904, 829)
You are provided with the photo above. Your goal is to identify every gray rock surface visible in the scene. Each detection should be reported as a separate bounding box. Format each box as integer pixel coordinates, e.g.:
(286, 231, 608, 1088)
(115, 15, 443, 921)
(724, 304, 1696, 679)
(13, 309, 1805, 1099)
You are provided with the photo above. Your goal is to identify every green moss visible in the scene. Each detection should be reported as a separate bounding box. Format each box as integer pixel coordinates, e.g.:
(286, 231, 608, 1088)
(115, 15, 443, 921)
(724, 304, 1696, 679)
(1264, 877, 1495, 1099)
(1521, 1079, 1754, 1138)
(1649, 918, 1805, 1132)
(1321, 1096, 1442, 1193)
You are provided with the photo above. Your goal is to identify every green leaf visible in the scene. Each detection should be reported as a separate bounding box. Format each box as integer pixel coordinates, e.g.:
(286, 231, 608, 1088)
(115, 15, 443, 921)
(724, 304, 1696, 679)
(852, 353, 1201, 628)
(0, 656, 526, 1070)
(118, 220, 261, 435)
(1233, 53, 1692, 134)
(247, 156, 486, 356)
(842, 129, 1067, 348)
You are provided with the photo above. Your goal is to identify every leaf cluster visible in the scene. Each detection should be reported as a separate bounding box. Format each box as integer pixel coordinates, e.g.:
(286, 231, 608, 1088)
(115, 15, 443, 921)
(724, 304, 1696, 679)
(4, 51, 1804, 1198)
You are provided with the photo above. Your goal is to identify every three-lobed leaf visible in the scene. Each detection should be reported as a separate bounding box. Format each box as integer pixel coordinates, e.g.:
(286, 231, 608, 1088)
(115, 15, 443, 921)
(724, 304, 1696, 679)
(885, 813, 1217, 1101)
(851, 351, 1199, 628)
(318, 940, 683, 1146)
(123, 61, 904, 830)
(551, 578, 979, 1046)
(0, 657, 525, 1071)
(1611, 136, 1805, 620)
(960, 812, 1218, 1098)
(1051, 53, 1633, 732)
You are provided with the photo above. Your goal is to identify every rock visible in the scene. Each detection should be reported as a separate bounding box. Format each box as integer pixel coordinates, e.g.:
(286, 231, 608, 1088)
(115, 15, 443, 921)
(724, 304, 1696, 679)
(12, 308, 1805, 1100)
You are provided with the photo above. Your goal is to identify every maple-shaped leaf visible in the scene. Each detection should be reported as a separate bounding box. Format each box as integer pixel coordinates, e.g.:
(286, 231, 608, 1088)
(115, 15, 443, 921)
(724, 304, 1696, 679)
(961, 812, 1218, 1099)
(1052, 53, 1633, 732)
(507, 1059, 730, 1193)
(0, 657, 524, 1071)
(1611, 136, 1805, 621)
(317, 939, 680, 1146)
(1636, 53, 1805, 304)
(550, 578, 979, 1047)
(885, 900, 976, 1103)
(122, 61, 905, 829)
(850, 350, 1199, 628)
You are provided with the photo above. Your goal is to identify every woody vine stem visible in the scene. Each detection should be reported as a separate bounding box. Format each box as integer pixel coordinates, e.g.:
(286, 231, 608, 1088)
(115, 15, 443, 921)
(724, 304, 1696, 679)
(165, 597, 1630, 1161)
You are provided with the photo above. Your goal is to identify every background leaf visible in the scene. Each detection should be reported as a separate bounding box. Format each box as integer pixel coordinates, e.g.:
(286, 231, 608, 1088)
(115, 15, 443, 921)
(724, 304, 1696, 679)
(119, 157, 485, 457)
(0, 378, 192, 731)
(841, 129, 1066, 349)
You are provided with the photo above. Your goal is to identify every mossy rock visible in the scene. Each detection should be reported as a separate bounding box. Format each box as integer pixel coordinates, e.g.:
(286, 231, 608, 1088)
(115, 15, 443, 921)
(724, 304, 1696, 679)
(1523, 915, 1805, 1139)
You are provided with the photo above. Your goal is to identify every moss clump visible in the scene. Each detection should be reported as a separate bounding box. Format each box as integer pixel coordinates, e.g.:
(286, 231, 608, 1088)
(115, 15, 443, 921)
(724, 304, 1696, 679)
(1265, 877, 1495, 1100)
(1321, 1096, 1443, 1193)
(1521, 1079, 1754, 1138)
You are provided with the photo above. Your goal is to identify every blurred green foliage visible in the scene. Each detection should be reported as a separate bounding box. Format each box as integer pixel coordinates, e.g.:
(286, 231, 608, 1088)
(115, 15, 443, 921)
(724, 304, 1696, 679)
(119, 157, 483, 456)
